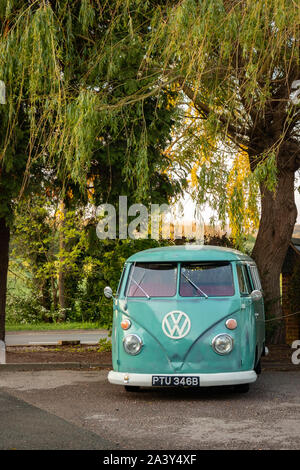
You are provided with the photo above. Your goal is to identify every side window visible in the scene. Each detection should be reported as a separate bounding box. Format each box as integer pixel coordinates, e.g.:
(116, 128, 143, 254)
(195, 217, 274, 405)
(243, 265, 252, 293)
(236, 264, 251, 295)
(249, 265, 262, 291)
(245, 264, 255, 292)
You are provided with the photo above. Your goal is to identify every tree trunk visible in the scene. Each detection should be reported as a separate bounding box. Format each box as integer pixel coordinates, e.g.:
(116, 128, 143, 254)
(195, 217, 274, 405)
(58, 200, 66, 320)
(251, 169, 297, 344)
(51, 277, 58, 311)
(39, 278, 52, 321)
(0, 218, 10, 342)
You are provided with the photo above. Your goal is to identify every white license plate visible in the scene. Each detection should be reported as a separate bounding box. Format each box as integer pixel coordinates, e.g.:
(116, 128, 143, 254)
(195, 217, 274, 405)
(152, 376, 200, 387)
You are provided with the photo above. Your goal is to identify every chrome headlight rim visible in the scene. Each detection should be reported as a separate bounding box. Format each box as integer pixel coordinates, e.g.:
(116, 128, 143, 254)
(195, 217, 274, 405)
(123, 333, 143, 356)
(212, 333, 234, 355)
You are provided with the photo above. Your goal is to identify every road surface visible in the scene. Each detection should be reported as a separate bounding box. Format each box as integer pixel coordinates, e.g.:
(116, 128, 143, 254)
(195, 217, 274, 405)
(0, 368, 300, 450)
(5, 329, 109, 346)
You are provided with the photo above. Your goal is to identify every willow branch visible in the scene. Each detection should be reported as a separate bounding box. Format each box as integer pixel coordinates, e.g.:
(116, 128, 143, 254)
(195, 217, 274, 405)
(179, 81, 250, 151)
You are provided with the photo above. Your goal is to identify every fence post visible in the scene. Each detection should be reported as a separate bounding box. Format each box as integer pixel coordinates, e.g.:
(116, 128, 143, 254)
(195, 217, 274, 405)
(0, 340, 6, 364)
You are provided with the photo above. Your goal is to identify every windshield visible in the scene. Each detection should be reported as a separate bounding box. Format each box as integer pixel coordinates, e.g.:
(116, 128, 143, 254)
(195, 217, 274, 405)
(179, 262, 234, 297)
(126, 263, 177, 298)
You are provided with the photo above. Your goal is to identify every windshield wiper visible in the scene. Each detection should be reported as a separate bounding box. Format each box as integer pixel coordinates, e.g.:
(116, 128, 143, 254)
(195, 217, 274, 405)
(131, 277, 151, 299)
(182, 272, 208, 298)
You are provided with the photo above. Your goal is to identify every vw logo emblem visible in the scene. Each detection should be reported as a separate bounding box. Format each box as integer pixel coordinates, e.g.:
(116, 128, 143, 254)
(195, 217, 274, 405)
(162, 311, 191, 340)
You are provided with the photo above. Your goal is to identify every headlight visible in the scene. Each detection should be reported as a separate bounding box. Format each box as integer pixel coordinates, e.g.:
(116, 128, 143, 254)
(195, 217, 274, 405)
(212, 334, 233, 355)
(123, 334, 143, 355)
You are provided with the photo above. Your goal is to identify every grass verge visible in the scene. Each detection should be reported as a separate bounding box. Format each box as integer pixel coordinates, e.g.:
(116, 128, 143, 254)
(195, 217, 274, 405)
(5, 321, 105, 332)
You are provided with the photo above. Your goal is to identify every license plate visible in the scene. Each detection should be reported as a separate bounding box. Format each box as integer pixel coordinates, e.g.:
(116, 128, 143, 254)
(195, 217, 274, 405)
(152, 376, 200, 387)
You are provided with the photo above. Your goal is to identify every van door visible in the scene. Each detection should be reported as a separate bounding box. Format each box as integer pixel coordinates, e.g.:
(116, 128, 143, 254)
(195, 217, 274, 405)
(236, 263, 256, 361)
(247, 264, 265, 356)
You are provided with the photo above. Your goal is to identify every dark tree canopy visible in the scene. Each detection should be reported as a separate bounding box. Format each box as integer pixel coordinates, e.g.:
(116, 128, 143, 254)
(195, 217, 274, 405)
(0, 0, 184, 340)
(1, 0, 300, 342)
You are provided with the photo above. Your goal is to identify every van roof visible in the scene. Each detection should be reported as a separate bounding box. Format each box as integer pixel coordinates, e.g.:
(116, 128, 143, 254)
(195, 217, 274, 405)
(126, 245, 254, 263)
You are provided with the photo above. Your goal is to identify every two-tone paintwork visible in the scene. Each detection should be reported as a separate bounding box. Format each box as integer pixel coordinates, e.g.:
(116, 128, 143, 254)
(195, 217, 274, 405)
(109, 245, 265, 384)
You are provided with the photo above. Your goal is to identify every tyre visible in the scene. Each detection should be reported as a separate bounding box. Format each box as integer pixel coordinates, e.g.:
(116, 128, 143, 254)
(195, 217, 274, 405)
(233, 383, 250, 393)
(254, 359, 262, 375)
(124, 385, 141, 392)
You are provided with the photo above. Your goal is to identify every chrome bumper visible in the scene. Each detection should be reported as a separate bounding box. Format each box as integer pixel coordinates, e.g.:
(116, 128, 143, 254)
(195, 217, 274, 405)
(108, 370, 257, 387)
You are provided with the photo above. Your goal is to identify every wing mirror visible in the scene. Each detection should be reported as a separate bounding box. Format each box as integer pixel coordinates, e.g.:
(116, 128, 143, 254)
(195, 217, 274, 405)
(104, 286, 114, 299)
(250, 289, 262, 302)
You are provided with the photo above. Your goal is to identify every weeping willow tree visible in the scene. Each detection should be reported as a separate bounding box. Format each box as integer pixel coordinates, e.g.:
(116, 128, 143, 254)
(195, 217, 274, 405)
(0, 1, 66, 340)
(163, 102, 261, 245)
(1, 0, 300, 342)
(95, 0, 300, 342)
(0, 0, 181, 340)
(162, 0, 300, 342)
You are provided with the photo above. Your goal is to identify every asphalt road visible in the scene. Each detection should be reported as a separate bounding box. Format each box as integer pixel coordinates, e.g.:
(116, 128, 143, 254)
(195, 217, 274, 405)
(5, 329, 109, 346)
(0, 368, 300, 450)
(0, 389, 117, 450)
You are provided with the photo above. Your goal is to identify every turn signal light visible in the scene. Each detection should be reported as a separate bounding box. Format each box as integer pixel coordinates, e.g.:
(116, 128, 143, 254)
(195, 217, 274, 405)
(225, 319, 237, 330)
(121, 319, 131, 330)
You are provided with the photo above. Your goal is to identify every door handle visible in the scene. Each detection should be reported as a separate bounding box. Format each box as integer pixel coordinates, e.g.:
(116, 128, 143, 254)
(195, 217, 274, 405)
(255, 313, 259, 318)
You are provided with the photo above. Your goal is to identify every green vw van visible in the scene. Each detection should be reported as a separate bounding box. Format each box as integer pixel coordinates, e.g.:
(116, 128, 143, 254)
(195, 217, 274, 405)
(105, 245, 267, 393)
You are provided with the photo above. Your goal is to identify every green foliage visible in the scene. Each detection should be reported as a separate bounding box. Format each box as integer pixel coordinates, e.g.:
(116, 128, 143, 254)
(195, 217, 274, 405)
(6, 292, 49, 325)
(3, 0, 299, 335)
(253, 152, 278, 193)
(96, 0, 300, 247)
(10, 195, 86, 312)
(8, 192, 174, 328)
(5, 321, 101, 331)
(98, 338, 112, 353)
(0, 0, 183, 217)
(1, 1, 183, 333)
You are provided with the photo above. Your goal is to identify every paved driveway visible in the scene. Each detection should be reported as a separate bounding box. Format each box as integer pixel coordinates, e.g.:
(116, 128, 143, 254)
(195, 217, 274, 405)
(0, 369, 300, 450)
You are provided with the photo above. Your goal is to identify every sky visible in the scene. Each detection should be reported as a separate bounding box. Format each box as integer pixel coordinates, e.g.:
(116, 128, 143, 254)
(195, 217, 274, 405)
(181, 188, 300, 228)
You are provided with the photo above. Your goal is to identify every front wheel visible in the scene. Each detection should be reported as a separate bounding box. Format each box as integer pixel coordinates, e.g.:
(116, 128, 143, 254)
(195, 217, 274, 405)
(254, 359, 262, 375)
(233, 383, 250, 393)
(124, 385, 141, 392)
